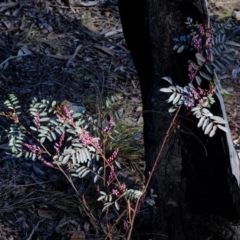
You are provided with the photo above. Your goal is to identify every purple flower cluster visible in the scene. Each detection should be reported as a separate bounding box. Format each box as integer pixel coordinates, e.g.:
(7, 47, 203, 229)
(199, 24, 205, 36)
(121, 183, 126, 192)
(81, 128, 92, 145)
(205, 27, 213, 49)
(107, 165, 115, 185)
(112, 189, 120, 197)
(35, 112, 41, 129)
(57, 114, 64, 122)
(23, 143, 40, 153)
(107, 148, 119, 163)
(103, 116, 114, 132)
(205, 35, 213, 49)
(192, 36, 201, 51)
(81, 128, 102, 152)
(54, 133, 65, 153)
(231, 121, 239, 132)
(39, 156, 54, 168)
(206, 51, 211, 61)
(123, 220, 129, 231)
(136, 193, 146, 214)
(23, 143, 54, 168)
(63, 105, 72, 119)
(188, 62, 195, 81)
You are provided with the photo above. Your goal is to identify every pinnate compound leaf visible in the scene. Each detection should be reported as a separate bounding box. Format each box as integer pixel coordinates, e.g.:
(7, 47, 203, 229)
(195, 75, 202, 85)
(205, 64, 213, 74)
(168, 92, 176, 103)
(210, 116, 226, 124)
(173, 93, 182, 105)
(226, 41, 240, 47)
(177, 45, 185, 53)
(62, 154, 71, 164)
(102, 203, 113, 212)
(195, 53, 206, 63)
(75, 166, 86, 173)
(115, 201, 120, 211)
(94, 175, 100, 183)
(197, 116, 206, 128)
(51, 101, 56, 107)
(125, 189, 142, 201)
(97, 196, 106, 201)
(199, 71, 212, 81)
(204, 122, 213, 135)
(209, 125, 217, 137)
(202, 118, 209, 130)
(81, 169, 90, 178)
(115, 160, 121, 169)
(169, 107, 177, 113)
(30, 126, 37, 131)
(173, 43, 182, 51)
(217, 124, 229, 133)
(160, 87, 173, 93)
(211, 62, 221, 71)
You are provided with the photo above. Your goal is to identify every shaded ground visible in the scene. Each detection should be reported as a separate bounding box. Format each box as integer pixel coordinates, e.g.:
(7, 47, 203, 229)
(1, 0, 240, 239)
(0, 1, 144, 239)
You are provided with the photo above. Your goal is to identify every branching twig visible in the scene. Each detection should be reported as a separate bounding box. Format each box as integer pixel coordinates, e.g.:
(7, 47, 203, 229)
(126, 107, 181, 240)
(0, 54, 32, 70)
(66, 44, 82, 67)
(26, 219, 45, 240)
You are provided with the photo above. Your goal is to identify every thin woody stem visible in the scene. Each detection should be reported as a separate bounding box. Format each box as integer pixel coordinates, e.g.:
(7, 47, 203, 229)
(126, 107, 181, 240)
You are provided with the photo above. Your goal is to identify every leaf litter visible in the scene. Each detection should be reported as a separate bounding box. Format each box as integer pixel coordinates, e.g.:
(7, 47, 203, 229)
(0, 0, 144, 239)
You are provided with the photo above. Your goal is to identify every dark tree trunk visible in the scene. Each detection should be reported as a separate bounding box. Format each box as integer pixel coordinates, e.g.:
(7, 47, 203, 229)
(118, 0, 240, 239)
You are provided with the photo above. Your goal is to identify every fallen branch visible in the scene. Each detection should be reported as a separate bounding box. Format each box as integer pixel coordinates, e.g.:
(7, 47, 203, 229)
(68, 0, 99, 7)
(66, 44, 82, 67)
(0, 53, 32, 70)
(214, 70, 240, 185)
(26, 219, 45, 240)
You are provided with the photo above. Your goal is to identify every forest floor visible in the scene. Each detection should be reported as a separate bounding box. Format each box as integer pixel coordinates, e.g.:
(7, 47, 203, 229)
(0, 0, 240, 239)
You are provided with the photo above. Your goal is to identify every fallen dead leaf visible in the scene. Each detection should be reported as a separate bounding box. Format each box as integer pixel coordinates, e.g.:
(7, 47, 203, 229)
(94, 45, 115, 56)
(70, 231, 86, 240)
(37, 209, 54, 219)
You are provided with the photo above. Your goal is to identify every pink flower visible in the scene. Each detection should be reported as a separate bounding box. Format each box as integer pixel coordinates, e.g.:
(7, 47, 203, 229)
(81, 128, 102, 152)
(57, 114, 64, 121)
(107, 148, 119, 162)
(23, 143, 40, 153)
(107, 165, 115, 185)
(112, 189, 120, 197)
(192, 36, 201, 51)
(123, 221, 129, 230)
(39, 156, 54, 168)
(199, 24, 205, 36)
(103, 116, 114, 132)
(36, 112, 41, 129)
(198, 99, 204, 105)
(54, 134, 65, 153)
(136, 193, 146, 214)
(63, 105, 72, 119)
(188, 62, 195, 81)
(121, 183, 126, 192)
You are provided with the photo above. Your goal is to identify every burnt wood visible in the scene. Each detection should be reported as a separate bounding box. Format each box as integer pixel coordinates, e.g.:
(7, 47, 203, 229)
(118, 0, 240, 239)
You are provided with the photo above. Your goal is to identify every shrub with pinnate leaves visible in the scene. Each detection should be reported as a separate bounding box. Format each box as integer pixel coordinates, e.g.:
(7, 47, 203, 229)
(0, 93, 154, 237)
(160, 17, 239, 137)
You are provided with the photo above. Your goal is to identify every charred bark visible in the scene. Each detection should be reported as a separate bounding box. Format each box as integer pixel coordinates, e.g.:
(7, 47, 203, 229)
(118, 0, 240, 239)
